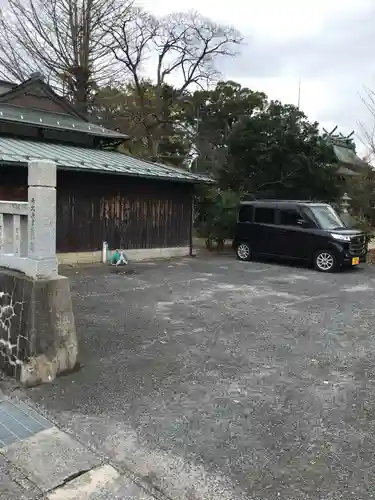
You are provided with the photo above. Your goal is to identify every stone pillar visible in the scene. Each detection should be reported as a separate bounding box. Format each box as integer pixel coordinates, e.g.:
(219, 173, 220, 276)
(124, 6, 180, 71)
(27, 160, 58, 279)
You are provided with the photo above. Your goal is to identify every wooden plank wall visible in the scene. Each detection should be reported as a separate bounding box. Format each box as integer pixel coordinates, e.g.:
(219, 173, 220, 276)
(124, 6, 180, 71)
(56, 170, 193, 252)
(0, 165, 27, 201)
(0, 166, 193, 252)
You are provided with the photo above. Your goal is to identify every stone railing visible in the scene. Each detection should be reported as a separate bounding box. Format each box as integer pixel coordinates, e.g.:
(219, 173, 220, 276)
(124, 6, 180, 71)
(0, 160, 58, 278)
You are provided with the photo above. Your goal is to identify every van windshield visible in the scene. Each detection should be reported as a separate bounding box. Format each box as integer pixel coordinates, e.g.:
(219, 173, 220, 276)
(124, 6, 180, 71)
(309, 205, 345, 230)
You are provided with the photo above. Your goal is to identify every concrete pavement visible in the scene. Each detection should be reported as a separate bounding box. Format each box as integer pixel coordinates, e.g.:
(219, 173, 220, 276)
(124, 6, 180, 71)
(0, 390, 157, 499)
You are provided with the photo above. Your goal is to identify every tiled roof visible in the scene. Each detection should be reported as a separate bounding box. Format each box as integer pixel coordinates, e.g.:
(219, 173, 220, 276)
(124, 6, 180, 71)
(0, 103, 128, 139)
(333, 145, 369, 169)
(337, 165, 360, 176)
(0, 137, 211, 183)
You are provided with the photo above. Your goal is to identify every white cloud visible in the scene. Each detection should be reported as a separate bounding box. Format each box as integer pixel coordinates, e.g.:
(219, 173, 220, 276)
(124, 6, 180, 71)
(137, 0, 375, 156)
(138, 0, 366, 35)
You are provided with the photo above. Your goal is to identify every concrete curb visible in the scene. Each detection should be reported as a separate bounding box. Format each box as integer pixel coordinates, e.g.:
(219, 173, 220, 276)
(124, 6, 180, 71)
(0, 392, 161, 499)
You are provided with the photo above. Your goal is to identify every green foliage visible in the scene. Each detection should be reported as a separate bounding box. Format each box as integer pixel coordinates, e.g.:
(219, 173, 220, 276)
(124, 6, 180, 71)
(181, 81, 267, 174)
(92, 81, 191, 164)
(346, 167, 375, 226)
(224, 101, 342, 201)
(349, 215, 374, 243)
(342, 166, 375, 242)
(195, 187, 239, 247)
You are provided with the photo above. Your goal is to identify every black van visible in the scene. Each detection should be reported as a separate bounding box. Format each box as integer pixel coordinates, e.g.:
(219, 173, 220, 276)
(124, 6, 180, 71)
(233, 200, 367, 272)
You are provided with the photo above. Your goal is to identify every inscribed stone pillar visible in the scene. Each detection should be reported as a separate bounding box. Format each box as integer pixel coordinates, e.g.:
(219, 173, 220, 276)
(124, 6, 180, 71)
(27, 160, 58, 278)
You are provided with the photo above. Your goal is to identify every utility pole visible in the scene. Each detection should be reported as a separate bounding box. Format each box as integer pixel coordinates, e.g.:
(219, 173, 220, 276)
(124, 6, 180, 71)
(297, 79, 301, 109)
(194, 104, 200, 171)
(177, 97, 201, 170)
(178, 98, 200, 256)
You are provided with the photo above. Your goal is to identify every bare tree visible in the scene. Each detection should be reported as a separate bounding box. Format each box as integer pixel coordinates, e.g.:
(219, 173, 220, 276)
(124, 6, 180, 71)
(359, 87, 375, 163)
(0, 0, 132, 113)
(106, 8, 243, 158)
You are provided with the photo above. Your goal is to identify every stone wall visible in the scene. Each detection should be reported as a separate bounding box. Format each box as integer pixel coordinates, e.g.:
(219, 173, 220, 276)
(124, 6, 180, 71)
(0, 270, 78, 385)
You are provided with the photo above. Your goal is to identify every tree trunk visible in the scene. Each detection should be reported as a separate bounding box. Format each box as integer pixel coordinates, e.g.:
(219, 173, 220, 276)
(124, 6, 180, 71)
(146, 128, 160, 160)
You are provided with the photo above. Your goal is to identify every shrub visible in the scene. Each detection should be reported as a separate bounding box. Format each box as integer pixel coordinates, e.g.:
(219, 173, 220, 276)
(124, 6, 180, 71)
(195, 189, 239, 250)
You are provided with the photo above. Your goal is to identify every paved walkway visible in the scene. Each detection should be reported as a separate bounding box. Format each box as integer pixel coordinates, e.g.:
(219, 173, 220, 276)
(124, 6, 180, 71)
(0, 391, 156, 499)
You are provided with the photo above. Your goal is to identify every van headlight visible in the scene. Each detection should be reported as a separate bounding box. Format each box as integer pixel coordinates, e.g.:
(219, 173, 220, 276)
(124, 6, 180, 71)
(331, 233, 351, 242)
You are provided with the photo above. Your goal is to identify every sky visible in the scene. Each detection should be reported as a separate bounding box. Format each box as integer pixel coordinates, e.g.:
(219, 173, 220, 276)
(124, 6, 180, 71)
(137, 0, 375, 157)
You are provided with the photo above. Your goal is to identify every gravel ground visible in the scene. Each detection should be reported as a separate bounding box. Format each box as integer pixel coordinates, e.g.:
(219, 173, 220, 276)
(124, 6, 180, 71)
(22, 255, 375, 499)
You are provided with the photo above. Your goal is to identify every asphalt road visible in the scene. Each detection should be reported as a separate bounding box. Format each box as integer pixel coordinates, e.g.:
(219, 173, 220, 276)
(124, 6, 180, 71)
(26, 255, 375, 499)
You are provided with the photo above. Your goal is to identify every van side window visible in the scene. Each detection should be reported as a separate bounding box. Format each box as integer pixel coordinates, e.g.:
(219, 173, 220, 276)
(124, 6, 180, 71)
(254, 207, 275, 224)
(279, 208, 301, 226)
(238, 205, 253, 222)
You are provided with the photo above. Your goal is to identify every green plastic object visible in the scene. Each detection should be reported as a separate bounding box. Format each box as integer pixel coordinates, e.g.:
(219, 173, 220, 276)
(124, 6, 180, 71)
(106, 247, 128, 266)
(111, 249, 121, 265)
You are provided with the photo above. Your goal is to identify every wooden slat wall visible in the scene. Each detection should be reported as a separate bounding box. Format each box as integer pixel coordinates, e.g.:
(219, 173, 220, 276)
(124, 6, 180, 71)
(0, 166, 193, 252)
(56, 170, 193, 252)
(0, 165, 27, 201)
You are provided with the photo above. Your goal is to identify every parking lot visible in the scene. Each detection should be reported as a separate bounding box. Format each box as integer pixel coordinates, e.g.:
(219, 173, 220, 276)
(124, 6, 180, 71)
(28, 255, 375, 499)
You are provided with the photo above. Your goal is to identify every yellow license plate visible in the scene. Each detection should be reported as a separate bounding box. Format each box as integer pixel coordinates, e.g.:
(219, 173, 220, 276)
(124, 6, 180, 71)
(352, 257, 360, 265)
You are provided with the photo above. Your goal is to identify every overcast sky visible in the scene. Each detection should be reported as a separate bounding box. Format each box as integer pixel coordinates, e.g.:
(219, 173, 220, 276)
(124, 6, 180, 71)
(138, 0, 375, 156)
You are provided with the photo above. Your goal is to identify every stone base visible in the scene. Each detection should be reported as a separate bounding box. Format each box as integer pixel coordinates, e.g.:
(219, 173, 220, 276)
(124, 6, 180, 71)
(0, 269, 78, 386)
(0, 254, 58, 279)
(57, 246, 191, 265)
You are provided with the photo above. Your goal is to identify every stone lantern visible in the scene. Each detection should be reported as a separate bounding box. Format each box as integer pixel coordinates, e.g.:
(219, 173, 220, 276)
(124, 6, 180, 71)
(341, 192, 351, 214)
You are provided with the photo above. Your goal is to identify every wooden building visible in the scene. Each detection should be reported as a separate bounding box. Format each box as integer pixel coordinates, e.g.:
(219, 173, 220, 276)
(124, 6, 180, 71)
(0, 74, 208, 263)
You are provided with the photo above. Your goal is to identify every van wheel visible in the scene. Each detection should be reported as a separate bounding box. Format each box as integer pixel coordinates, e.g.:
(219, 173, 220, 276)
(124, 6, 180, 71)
(314, 250, 337, 272)
(236, 242, 251, 261)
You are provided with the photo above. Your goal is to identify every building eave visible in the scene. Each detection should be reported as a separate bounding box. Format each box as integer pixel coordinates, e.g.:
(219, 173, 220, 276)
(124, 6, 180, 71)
(0, 74, 86, 120)
(0, 137, 212, 184)
(0, 103, 129, 140)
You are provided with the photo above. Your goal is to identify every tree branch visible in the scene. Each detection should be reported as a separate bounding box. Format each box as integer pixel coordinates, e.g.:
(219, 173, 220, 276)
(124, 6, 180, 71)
(0, 0, 132, 111)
